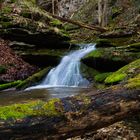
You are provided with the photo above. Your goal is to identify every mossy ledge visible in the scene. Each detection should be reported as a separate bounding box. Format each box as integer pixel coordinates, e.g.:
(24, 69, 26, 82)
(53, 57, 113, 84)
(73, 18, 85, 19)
(0, 98, 63, 120)
(16, 67, 51, 89)
(105, 59, 140, 84)
(125, 74, 140, 89)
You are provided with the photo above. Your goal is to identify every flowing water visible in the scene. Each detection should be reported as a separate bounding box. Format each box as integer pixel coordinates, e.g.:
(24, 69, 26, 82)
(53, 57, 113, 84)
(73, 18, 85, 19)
(0, 44, 96, 106)
(27, 44, 96, 90)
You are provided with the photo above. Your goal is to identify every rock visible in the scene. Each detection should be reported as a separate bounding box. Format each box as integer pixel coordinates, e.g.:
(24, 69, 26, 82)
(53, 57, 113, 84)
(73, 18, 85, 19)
(99, 30, 135, 38)
(82, 42, 140, 72)
(95, 39, 116, 48)
(0, 0, 70, 49)
(80, 62, 99, 82)
(105, 58, 140, 85)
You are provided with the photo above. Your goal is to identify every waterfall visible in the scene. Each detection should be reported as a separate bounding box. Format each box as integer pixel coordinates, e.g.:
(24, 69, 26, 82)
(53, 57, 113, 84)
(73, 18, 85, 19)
(26, 44, 95, 90)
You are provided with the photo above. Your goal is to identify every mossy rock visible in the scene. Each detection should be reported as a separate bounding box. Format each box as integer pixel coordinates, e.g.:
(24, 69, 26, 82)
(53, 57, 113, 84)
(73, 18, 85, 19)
(80, 63, 99, 82)
(0, 80, 22, 91)
(105, 59, 140, 84)
(16, 67, 51, 89)
(0, 0, 70, 47)
(82, 42, 140, 72)
(125, 74, 140, 89)
(0, 98, 63, 120)
(95, 39, 115, 48)
(94, 72, 113, 83)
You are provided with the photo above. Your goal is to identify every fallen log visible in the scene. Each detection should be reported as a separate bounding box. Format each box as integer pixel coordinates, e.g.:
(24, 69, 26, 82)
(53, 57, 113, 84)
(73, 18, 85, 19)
(49, 13, 107, 32)
(0, 88, 140, 140)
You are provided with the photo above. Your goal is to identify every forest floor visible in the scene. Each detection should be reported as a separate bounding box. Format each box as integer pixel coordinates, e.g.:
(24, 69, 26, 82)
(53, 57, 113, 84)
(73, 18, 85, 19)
(0, 38, 37, 83)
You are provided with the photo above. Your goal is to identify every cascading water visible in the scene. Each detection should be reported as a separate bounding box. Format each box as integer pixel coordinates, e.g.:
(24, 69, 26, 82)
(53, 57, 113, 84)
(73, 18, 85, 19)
(26, 44, 95, 90)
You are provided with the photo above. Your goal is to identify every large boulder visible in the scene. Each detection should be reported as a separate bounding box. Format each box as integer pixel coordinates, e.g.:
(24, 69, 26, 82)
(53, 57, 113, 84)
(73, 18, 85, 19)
(82, 42, 140, 72)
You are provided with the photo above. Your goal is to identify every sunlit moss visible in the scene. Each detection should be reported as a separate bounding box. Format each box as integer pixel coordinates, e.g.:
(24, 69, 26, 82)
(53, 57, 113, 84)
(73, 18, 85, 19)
(105, 59, 140, 84)
(94, 72, 112, 83)
(0, 99, 63, 120)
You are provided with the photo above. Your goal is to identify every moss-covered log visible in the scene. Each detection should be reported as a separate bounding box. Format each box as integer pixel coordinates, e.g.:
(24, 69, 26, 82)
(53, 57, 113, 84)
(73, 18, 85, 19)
(0, 80, 22, 91)
(16, 67, 51, 89)
(0, 88, 139, 139)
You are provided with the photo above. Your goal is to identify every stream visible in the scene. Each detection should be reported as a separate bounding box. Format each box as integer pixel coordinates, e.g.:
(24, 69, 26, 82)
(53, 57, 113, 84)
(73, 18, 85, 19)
(0, 44, 95, 106)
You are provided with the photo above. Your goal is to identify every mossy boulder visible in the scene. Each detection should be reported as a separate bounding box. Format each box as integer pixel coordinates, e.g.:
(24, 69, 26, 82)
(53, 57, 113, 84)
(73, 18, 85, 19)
(105, 59, 140, 84)
(94, 72, 113, 83)
(80, 63, 99, 82)
(16, 67, 51, 89)
(82, 42, 140, 72)
(95, 39, 115, 48)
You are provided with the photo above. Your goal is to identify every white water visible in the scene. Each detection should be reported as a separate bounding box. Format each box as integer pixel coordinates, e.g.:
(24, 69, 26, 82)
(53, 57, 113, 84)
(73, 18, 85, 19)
(26, 44, 95, 90)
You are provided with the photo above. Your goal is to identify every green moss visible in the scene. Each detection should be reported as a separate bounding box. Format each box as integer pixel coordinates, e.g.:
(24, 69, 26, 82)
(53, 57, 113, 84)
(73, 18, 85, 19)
(0, 80, 22, 91)
(105, 59, 140, 84)
(86, 49, 103, 58)
(94, 72, 112, 83)
(105, 73, 127, 84)
(16, 67, 51, 89)
(50, 19, 62, 27)
(0, 99, 63, 120)
(125, 74, 140, 89)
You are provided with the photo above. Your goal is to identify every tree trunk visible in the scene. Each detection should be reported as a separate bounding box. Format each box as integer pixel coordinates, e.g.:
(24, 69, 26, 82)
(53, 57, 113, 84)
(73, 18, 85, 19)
(98, 0, 108, 27)
(0, 2, 3, 10)
(48, 13, 107, 32)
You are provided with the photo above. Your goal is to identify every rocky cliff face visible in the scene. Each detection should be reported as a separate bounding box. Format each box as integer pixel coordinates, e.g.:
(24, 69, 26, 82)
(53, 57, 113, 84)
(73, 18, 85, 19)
(57, 0, 88, 18)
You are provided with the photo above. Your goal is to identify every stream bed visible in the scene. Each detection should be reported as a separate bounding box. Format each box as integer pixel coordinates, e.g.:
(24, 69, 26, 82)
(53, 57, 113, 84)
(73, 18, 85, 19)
(0, 87, 92, 106)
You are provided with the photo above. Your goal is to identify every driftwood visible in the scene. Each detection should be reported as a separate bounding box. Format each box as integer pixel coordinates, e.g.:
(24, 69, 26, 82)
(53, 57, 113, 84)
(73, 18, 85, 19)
(49, 13, 107, 32)
(0, 88, 140, 140)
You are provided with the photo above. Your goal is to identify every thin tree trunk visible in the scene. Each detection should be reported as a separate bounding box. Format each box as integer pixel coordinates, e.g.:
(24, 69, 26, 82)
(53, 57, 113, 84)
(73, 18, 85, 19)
(52, 0, 55, 15)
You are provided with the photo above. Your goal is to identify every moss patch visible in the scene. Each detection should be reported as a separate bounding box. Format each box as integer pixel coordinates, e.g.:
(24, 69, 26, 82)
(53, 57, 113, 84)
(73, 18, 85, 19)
(94, 72, 112, 83)
(86, 49, 103, 58)
(105, 73, 127, 84)
(0, 80, 22, 90)
(0, 99, 63, 120)
(125, 74, 140, 89)
(105, 59, 140, 84)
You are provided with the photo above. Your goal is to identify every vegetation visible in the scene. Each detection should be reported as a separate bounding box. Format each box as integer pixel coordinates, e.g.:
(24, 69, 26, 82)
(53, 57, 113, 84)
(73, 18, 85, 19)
(105, 59, 140, 84)
(0, 0, 140, 139)
(0, 80, 22, 90)
(0, 98, 63, 120)
(94, 72, 112, 83)
(16, 67, 51, 89)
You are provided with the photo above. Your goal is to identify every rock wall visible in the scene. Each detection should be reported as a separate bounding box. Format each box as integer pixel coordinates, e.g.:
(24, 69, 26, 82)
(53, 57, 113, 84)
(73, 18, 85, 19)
(57, 0, 88, 18)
